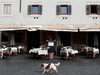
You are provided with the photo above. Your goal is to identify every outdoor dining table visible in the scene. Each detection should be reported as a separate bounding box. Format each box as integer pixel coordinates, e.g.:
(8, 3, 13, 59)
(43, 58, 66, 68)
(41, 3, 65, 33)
(38, 49, 48, 60)
(10, 47, 18, 55)
(0, 48, 8, 59)
(17, 46, 25, 53)
(86, 47, 99, 58)
(60, 47, 78, 60)
(29, 48, 48, 60)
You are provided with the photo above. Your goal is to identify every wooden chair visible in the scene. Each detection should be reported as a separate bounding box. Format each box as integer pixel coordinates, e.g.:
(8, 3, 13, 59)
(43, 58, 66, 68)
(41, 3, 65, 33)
(20, 48, 24, 53)
(3, 49, 11, 59)
(60, 53, 66, 60)
(86, 47, 93, 58)
(68, 53, 77, 60)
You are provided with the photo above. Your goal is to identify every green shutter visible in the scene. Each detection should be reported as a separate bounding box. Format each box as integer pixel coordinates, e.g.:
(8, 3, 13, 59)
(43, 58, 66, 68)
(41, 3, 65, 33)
(28, 5, 32, 15)
(68, 5, 72, 15)
(97, 5, 100, 15)
(39, 5, 42, 15)
(86, 5, 90, 15)
(56, 5, 60, 15)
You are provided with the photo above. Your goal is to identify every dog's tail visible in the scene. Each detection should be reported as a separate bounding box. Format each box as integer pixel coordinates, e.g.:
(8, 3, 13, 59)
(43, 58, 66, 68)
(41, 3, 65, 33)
(55, 62, 60, 66)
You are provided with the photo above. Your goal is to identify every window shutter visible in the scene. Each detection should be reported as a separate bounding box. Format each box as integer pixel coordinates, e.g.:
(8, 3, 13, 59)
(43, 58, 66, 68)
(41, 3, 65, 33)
(56, 5, 60, 15)
(39, 5, 42, 15)
(86, 5, 90, 15)
(28, 5, 32, 15)
(68, 5, 72, 15)
(97, 5, 100, 15)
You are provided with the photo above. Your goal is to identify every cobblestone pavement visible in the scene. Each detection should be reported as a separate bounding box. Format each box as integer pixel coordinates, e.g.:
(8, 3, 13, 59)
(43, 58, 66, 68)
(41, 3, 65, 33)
(0, 53, 100, 75)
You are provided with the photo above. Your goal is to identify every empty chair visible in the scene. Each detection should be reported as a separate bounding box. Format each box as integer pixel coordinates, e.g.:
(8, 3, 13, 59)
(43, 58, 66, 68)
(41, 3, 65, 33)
(86, 47, 93, 58)
(3, 49, 10, 59)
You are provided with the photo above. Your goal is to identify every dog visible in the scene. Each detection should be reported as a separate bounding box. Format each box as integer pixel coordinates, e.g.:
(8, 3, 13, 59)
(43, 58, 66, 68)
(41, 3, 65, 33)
(40, 62, 60, 74)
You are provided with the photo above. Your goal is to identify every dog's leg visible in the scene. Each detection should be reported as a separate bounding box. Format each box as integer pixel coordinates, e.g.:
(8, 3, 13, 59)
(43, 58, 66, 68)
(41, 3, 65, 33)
(47, 69, 49, 73)
(42, 70, 46, 74)
(54, 69, 58, 73)
(53, 67, 58, 73)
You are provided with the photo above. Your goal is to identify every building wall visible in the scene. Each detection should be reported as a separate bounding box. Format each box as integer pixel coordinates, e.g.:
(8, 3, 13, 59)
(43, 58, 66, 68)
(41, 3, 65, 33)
(0, 0, 100, 26)
(0, 0, 100, 51)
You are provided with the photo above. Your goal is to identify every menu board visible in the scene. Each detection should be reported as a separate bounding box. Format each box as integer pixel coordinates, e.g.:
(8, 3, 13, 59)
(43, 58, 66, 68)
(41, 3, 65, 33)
(48, 42, 54, 46)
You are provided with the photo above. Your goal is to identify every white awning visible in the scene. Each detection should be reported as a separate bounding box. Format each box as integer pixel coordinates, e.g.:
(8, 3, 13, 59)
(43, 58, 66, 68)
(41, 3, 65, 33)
(39, 24, 78, 32)
(79, 24, 100, 32)
(0, 24, 27, 31)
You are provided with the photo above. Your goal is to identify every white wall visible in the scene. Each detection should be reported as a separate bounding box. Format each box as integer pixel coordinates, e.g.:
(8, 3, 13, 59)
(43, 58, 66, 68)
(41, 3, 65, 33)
(0, 0, 100, 27)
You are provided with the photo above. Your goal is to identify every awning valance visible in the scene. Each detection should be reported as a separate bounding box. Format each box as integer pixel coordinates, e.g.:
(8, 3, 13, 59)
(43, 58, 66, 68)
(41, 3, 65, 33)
(79, 24, 100, 32)
(0, 24, 27, 31)
(39, 24, 78, 32)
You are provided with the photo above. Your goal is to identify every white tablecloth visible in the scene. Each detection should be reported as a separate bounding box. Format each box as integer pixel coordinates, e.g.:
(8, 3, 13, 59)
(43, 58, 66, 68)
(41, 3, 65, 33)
(29, 48, 48, 55)
(29, 48, 42, 53)
(93, 48, 99, 52)
(60, 48, 78, 57)
(17, 46, 25, 53)
(0, 48, 8, 59)
(38, 50, 48, 55)
(10, 47, 18, 54)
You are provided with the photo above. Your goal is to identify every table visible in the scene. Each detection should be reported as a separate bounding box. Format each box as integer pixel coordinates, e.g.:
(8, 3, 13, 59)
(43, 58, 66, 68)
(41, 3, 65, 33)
(10, 47, 18, 55)
(29, 48, 48, 60)
(38, 50, 48, 60)
(87, 48, 99, 58)
(60, 47, 78, 60)
(0, 48, 8, 59)
(17, 46, 25, 53)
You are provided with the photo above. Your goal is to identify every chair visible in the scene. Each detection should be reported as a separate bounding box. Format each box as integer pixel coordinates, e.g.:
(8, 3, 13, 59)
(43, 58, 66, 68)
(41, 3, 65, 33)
(20, 48, 24, 53)
(86, 47, 93, 58)
(60, 53, 67, 60)
(68, 51, 78, 60)
(3, 48, 11, 59)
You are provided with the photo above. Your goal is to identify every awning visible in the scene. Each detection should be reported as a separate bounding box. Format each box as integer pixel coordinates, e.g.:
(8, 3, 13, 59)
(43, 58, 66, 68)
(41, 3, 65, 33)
(39, 24, 78, 32)
(0, 24, 27, 31)
(79, 24, 100, 32)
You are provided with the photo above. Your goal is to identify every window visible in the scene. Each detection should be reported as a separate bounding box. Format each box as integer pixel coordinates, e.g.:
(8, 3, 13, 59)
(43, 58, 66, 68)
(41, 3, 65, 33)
(56, 5, 72, 15)
(32, 5, 39, 14)
(3, 4, 11, 15)
(28, 5, 42, 15)
(60, 5, 68, 14)
(91, 5, 97, 14)
(86, 5, 100, 15)
(1, 31, 9, 42)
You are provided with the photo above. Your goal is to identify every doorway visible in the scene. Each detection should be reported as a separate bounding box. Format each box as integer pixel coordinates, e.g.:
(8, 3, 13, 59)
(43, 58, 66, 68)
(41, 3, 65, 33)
(27, 30, 40, 51)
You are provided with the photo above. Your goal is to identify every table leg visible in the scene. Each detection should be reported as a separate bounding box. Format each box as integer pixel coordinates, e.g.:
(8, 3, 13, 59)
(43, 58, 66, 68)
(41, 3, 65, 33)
(46, 55, 47, 60)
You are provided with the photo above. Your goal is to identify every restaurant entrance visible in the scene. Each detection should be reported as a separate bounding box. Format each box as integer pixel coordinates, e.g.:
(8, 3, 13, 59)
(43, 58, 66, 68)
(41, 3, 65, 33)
(57, 32, 71, 56)
(27, 30, 40, 51)
(88, 32, 94, 47)
(60, 32, 71, 46)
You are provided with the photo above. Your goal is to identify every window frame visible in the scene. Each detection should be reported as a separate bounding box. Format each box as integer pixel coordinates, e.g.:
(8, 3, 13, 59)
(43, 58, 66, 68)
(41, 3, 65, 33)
(1, 3, 12, 17)
(32, 5, 39, 14)
(60, 5, 68, 15)
(90, 5, 97, 14)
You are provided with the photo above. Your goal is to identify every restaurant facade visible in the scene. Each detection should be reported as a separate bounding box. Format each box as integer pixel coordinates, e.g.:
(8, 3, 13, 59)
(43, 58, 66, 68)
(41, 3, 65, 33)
(0, 0, 100, 55)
